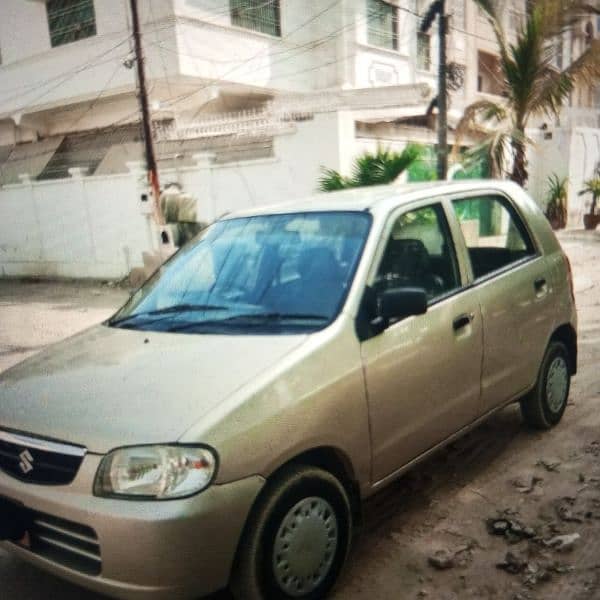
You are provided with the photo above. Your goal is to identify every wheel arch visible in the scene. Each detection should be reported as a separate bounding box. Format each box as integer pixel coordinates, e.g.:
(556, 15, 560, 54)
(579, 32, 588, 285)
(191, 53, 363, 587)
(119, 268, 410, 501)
(232, 446, 360, 560)
(549, 323, 577, 375)
(261, 445, 360, 523)
(229, 445, 361, 592)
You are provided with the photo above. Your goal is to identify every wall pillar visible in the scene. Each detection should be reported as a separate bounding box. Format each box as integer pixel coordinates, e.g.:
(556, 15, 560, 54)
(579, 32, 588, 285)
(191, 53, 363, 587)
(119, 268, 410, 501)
(192, 152, 216, 222)
(127, 160, 158, 252)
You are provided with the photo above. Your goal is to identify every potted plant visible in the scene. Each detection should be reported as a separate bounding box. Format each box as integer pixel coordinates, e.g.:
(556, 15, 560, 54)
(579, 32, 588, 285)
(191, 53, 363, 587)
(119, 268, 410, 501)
(579, 177, 600, 230)
(545, 174, 568, 230)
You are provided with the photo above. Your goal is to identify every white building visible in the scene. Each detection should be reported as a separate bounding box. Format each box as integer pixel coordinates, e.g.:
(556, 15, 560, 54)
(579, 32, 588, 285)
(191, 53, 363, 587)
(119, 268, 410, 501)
(0, 0, 597, 278)
(0, 0, 525, 176)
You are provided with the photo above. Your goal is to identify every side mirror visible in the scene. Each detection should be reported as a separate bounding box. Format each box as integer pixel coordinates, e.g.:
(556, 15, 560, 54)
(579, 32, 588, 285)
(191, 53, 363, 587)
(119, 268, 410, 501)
(356, 285, 428, 340)
(379, 287, 428, 321)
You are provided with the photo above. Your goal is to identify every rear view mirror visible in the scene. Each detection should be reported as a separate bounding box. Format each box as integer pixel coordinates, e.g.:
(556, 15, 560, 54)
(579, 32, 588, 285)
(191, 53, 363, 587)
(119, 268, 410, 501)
(379, 287, 428, 321)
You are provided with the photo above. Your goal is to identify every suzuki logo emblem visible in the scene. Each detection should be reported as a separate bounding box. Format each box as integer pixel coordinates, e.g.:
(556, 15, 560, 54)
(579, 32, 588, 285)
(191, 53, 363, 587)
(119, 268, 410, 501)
(19, 449, 34, 474)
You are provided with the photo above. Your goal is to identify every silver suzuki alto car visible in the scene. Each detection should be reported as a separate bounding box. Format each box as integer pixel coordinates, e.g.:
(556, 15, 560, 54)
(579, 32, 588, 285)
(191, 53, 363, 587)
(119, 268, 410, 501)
(0, 180, 577, 599)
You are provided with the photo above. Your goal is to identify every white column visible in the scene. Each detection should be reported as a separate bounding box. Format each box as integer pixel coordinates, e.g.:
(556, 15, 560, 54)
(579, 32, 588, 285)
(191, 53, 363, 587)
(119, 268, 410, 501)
(192, 152, 216, 222)
(127, 160, 158, 252)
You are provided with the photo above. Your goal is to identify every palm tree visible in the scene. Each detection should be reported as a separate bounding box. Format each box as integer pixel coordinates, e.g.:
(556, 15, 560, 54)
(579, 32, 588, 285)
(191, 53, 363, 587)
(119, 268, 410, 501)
(455, 0, 600, 185)
(318, 144, 422, 192)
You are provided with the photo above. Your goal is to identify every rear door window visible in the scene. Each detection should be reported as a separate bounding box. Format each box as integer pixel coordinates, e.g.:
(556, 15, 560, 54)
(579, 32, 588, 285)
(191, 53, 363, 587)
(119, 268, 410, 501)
(452, 195, 536, 279)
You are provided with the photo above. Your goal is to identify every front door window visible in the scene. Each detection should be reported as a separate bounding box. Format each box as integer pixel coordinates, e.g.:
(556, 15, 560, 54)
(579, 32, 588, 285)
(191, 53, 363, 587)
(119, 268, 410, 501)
(375, 203, 461, 302)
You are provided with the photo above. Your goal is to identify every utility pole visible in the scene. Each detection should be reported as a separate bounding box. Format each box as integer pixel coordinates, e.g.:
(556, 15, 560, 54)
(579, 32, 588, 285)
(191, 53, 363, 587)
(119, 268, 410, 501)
(420, 0, 448, 180)
(129, 0, 164, 226)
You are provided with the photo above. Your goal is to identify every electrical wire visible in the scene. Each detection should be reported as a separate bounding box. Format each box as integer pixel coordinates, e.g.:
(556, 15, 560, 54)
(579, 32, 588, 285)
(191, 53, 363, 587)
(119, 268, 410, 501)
(0, 36, 132, 98)
(60, 61, 126, 133)
(148, 0, 174, 98)
(170, 0, 344, 116)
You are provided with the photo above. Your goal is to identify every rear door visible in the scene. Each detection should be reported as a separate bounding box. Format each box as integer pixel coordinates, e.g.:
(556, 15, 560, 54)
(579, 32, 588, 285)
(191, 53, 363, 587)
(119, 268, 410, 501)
(360, 201, 483, 484)
(449, 193, 555, 414)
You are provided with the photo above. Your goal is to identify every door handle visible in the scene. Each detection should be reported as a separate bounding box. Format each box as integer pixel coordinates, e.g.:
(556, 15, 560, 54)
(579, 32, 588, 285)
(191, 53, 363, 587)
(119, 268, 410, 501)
(534, 277, 547, 291)
(453, 313, 473, 331)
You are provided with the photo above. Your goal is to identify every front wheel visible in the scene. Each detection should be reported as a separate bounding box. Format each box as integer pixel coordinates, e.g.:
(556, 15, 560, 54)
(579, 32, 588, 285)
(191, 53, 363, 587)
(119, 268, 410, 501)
(230, 465, 352, 600)
(520, 341, 571, 429)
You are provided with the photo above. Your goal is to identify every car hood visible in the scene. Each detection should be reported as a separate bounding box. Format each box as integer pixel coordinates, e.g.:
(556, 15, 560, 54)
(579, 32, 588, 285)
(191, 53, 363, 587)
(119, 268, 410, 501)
(0, 325, 307, 454)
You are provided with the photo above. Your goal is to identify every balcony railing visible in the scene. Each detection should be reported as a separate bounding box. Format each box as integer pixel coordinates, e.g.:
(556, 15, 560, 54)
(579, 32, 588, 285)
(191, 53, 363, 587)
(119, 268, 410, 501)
(155, 85, 433, 142)
(560, 107, 600, 129)
(230, 0, 281, 37)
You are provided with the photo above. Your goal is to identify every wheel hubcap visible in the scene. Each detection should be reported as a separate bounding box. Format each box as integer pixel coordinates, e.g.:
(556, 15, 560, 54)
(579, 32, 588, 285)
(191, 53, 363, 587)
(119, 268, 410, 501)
(272, 497, 338, 597)
(546, 356, 568, 413)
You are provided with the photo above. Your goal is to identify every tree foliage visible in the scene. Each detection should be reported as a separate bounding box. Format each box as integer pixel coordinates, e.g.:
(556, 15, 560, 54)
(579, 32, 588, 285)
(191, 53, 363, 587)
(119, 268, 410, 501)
(579, 175, 600, 215)
(318, 144, 423, 192)
(545, 173, 569, 227)
(454, 0, 600, 185)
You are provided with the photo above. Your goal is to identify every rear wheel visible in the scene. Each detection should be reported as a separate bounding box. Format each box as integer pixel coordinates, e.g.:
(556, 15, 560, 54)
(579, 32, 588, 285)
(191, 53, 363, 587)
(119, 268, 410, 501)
(520, 341, 571, 429)
(230, 465, 352, 600)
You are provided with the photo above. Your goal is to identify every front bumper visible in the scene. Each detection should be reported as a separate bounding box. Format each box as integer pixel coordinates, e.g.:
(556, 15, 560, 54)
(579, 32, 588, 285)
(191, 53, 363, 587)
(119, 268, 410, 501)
(0, 454, 264, 599)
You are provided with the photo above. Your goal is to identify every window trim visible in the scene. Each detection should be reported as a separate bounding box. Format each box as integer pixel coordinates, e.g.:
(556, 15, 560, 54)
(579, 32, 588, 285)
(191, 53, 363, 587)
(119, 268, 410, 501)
(448, 191, 541, 285)
(46, 0, 97, 49)
(229, 0, 282, 38)
(416, 31, 432, 72)
(366, 0, 400, 52)
(368, 200, 465, 308)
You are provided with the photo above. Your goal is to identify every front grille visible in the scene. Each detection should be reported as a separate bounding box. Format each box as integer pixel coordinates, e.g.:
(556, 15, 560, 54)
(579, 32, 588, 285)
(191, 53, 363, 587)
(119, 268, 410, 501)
(24, 511, 102, 575)
(0, 430, 85, 485)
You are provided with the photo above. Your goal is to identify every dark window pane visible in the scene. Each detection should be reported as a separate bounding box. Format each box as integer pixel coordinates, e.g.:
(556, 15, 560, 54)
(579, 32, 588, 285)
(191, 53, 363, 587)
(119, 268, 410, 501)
(453, 196, 535, 279)
(230, 0, 281, 37)
(417, 32, 431, 70)
(376, 204, 460, 301)
(47, 0, 97, 48)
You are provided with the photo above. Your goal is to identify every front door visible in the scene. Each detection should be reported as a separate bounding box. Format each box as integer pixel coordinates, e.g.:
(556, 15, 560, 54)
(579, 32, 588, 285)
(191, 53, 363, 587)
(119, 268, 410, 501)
(361, 202, 483, 484)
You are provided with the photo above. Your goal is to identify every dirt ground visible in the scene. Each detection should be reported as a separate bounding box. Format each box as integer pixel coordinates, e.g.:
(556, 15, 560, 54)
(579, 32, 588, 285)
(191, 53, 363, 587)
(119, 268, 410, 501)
(1, 231, 599, 600)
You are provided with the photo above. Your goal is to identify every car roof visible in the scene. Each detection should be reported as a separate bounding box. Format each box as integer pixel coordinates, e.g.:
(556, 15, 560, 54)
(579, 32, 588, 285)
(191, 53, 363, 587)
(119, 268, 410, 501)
(222, 180, 521, 219)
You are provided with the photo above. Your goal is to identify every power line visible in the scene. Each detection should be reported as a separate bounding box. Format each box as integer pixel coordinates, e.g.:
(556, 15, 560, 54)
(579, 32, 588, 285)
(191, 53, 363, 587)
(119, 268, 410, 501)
(148, 0, 173, 98)
(167, 0, 344, 116)
(0, 37, 132, 100)
(129, 0, 163, 225)
(4, 39, 132, 117)
(61, 61, 126, 132)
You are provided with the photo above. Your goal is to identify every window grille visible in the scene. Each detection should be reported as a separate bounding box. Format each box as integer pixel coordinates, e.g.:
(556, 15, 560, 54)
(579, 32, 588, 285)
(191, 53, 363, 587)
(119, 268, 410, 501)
(230, 0, 281, 37)
(47, 0, 96, 48)
(367, 0, 399, 51)
(417, 32, 431, 70)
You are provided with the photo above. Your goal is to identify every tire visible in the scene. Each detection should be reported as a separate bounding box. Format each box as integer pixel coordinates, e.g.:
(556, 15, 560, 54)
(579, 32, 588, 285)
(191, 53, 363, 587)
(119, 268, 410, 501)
(520, 341, 571, 429)
(230, 465, 352, 600)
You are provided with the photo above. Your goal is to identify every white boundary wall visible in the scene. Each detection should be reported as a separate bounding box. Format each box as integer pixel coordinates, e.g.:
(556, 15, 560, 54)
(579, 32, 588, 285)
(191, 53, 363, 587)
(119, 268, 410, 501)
(0, 113, 353, 279)
(527, 127, 600, 228)
(0, 171, 154, 279)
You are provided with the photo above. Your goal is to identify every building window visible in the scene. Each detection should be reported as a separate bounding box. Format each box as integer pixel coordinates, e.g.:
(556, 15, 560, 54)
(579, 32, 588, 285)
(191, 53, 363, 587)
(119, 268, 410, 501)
(46, 0, 96, 48)
(230, 0, 281, 37)
(367, 0, 399, 51)
(477, 51, 504, 95)
(554, 37, 563, 70)
(417, 32, 431, 70)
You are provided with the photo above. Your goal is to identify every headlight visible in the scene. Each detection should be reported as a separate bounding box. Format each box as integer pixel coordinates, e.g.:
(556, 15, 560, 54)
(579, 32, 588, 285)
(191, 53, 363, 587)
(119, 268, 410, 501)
(94, 445, 217, 500)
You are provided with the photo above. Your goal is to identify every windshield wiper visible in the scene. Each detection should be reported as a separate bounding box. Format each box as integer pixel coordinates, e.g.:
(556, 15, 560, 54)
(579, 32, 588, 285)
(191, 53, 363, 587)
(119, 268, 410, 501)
(110, 304, 228, 326)
(166, 312, 330, 332)
(222, 312, 329, 322)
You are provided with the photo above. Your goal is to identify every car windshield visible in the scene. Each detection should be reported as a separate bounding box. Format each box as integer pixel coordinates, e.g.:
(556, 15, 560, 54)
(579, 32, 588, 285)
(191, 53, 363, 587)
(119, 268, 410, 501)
(109, 211, 372, 334)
